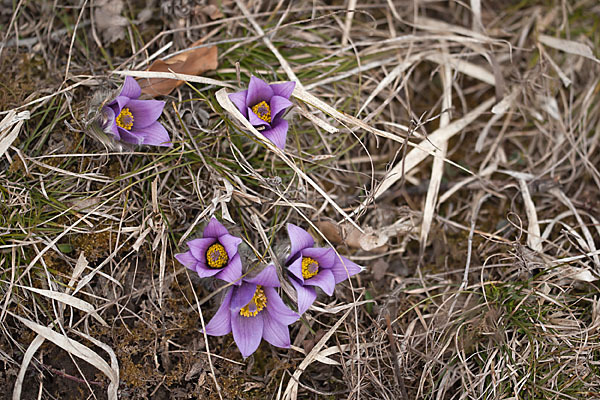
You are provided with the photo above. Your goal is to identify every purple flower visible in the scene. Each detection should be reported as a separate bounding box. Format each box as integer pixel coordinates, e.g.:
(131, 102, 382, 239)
(102, 76, 172, 147)
(203, 265, 299, 358)
(175, 218, 243, 285)
(286, 223, 362, 314)
(228, 75, 296, 150)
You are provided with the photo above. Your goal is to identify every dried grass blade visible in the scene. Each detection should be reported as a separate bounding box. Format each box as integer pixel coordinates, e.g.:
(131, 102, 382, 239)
(282, 306, 354, 400)
(518, 179, 543, 252)
(539, 34, 600, 63)
(0, 110, 29, 158)
(420, 59, 451, 248)
(22, 286, 107, 327)
(12, 335, 45, 400)
(12, 315, 118, 400)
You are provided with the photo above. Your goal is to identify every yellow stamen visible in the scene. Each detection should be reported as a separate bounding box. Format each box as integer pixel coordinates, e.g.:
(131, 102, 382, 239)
(301, 257, 319, 279)
(206, 243, 228, 269)
(240, 286, 267, 318)
(251, 101, 271, 123)
(116, 107, 134, 130)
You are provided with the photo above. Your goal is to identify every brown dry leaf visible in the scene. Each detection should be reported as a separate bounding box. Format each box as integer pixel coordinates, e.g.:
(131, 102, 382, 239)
(140, 41, 218, 96)
(94, 0, 129, 44)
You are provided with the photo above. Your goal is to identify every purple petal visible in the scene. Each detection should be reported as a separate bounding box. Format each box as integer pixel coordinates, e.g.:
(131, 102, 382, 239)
(102, 106, 119, 138)
(287, 257, 304, 283)
(215, 253, 242, 285)
(330, 256, 363, 284)
(203, 288, 233, 336)
(301, 247, 336, 269)
(264, 287, 299, 325)
(126, 99, 165, 129)
(289, 278, 317, 315)
(230, 282, 257, 312)
(247, 108, 271, 129)
(269, 95, 293, 120)
(219, 234, 242, 260)
(203, 218, 229, 239)
(132, 121, 171, 147)
(245, 264, 280, 288)
(174, 250, 197, 270)
(286, 223, 314, 263)
(229, 90, 248, 118)
(194, 264, 221, 278)
(120, 76, 141, 99)
(262, 311, 291, 348)
(108, 96, 130, 112)
(231, 312, 264, 358)
(270, 81, 296, 99)
(117, 127, 144, 145)
(187, 238, 215, 261)
(246, 75, 274, 108)
(262, 119, 288, 150)
(304, 268, 335, 296)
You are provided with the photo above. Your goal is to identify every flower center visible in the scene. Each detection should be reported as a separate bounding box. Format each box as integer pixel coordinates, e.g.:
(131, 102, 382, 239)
(206, 243, 228, 269)
(301, 257, 319, 279)
(116, 107, 134, 130)
(240, 286, 267, 318)
(251, 101, 271, 123)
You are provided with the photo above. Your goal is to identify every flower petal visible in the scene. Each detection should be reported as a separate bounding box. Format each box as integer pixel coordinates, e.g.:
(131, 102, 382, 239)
(287, 257, 304, 283)
(219, 234, 242, 260)
(108, 96, 129, 113)
(301, 247, 336, 269)
(230, 282, 257, 312)
(229, 90, 248, 118)
(117, 127, 144, 145)
(131, 121, 171, 147)
(102, 106, 119, 138)
(270, 81, 296, 99)
(231, 312, 264, 358)
(264, 287, 299, 325)
(194, 264, 222, 278)
(127, 99, 165, 129)
(174, 250, 197, 270)
(245, 264, 280, 288)
(262, 311, 291, 348)
(215, 253, 242, 285)
(120, 76, 141, 99)
(286, 223, 314, 263)
(203, 288, 233, 336)
(203, 218, 229, 239)
(289, 278, 317, 315)
(330, 256, 363, 284)
(269, 95, 293, 120)
(187, 238, 214, 261)
(261, 119, 288, 150)
(304, 268, 335, 296)
(246, 75, 274, 108)
(247, 108, 271, 129)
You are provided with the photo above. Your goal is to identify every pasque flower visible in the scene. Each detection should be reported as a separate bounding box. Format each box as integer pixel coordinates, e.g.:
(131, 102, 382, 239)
(203, 265, 299, 358)
(175, 218, 243, 285)
(286, 223, 362, 314)
(102, 76, 172, 147)
(228, 75, 295, 149)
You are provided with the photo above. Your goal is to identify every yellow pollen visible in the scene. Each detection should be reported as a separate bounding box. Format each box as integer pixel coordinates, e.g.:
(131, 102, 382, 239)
(206, 243, 228, 269)
(251, 101, 271, 123)
(240, 286, 267, 318)
(301, 257, 319, 279)
(116, 107, 134, 130)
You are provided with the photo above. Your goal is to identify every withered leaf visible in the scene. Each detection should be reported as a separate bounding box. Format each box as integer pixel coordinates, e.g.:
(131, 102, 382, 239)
(94, 0, 129, 44)
(140, 41, 218, 96)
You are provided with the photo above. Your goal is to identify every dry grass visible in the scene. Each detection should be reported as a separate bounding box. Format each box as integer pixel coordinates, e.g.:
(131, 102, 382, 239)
(1, 0, 600, 399)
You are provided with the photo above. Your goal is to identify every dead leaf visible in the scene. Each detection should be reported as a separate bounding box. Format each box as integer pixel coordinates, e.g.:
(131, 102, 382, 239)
(315, 220, 343, 244)
(201, 5, 224, 20)
(371, 260, 389, 281)
(94, 0, 129, 44)
(140, 41, 218, 96)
